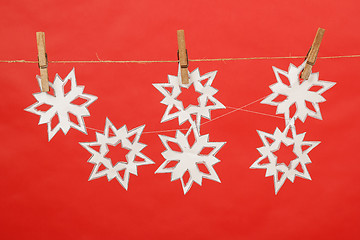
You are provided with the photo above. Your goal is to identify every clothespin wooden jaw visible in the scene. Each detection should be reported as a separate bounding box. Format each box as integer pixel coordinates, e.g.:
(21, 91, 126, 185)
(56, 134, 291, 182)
(36, 32, 50, 92)
(300, 28, 325, 80)
(177, 30, 189, 84)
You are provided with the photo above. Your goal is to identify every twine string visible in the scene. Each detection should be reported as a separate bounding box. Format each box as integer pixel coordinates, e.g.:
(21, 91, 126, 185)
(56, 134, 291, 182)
(0, 54, 360, 64)
(85, 94, 283, 135)
(7, 53, 348, 134)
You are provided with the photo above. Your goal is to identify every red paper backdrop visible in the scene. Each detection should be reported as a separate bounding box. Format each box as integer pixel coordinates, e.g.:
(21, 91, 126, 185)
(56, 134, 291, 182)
(1, 0, 359, 239)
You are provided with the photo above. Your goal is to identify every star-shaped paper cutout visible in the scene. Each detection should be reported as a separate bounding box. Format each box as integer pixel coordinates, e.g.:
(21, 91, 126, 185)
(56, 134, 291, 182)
(155, 127, 225, 194)
(153, 65, 225, 131)
(250, 122, 320, 194)
(80, 118, 154, 190)
(261, 61, 335, 123)
(25, 68, 97, 141)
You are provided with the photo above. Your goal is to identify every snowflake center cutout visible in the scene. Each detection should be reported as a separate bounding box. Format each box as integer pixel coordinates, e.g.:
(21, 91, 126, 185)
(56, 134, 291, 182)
(177, 84, 202, 109)
(273, 143, 297, 168)
(105, 141, 130, 165)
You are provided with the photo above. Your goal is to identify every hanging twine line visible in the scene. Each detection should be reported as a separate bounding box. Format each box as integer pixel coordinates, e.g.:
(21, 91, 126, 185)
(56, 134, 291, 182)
(0, 54, 360, 64)
(6, 53, 348, 134)
(85, 96, 284, 135)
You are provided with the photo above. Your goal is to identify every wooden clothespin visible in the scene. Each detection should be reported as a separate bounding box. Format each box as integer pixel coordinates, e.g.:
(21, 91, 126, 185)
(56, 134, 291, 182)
(36, 32, 50, 92)
(300, 28, 325, 80)
(177, 30, 189, 84)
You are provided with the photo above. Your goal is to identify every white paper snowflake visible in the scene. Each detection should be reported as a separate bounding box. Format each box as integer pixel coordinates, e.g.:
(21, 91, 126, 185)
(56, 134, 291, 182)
(25, 68, 97, 141)
(261, 61, 335, 123)
(155, 127, 225, 194)
(80, 118, 154, 190)
(250, 121, 320, 194)
(153, 64, 225, 131)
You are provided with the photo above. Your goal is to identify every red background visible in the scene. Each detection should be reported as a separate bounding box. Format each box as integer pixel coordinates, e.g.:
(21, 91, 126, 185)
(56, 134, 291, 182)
(1, 0, 359, 239)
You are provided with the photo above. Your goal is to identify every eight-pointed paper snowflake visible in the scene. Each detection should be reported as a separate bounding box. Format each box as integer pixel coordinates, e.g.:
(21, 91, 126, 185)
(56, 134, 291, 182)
(250, 121, 320, 194)
(261, 61, 335, 123)
(155, 127, 225, 194)
(25, 68, 97, 141)
(153, 64, 225, 131)
(80, 118, 154, 190)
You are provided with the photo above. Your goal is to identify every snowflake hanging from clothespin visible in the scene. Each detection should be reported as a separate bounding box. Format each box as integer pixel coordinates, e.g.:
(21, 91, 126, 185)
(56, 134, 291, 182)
(25, 68, 97, 141)
(80, 118, 154, 190)
(153, 64, 225, 131)
(155, 126, 225, 194)
(261, 61, 335, 123)
(250, 120, 320, 194)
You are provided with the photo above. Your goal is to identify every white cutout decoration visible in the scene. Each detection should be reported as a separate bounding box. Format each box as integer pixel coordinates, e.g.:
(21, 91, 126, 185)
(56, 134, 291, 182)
(261, 61, 336, 123)
(153, 64, 225, 131)
(80, 118, 154, 190)
(25, 68, 97, 141)
(252, 61, 335, 194)
(154, 65, 226, 194)
(250, 121, 320, 194)
(155, 127, 225, 194)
